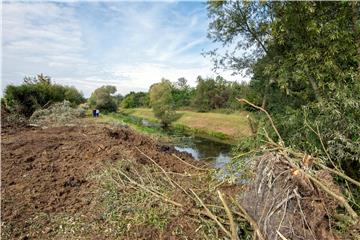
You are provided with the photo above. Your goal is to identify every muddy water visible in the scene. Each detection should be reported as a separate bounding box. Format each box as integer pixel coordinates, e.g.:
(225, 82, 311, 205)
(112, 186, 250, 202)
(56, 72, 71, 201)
(140, 119, 233, 168)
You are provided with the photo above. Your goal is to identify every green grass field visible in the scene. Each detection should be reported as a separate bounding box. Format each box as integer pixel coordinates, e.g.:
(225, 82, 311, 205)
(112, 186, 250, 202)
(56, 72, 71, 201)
(121, 108, 252, 140)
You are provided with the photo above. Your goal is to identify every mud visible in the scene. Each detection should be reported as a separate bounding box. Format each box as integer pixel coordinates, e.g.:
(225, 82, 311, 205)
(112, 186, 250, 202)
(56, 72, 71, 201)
(1, 120, 203, 239)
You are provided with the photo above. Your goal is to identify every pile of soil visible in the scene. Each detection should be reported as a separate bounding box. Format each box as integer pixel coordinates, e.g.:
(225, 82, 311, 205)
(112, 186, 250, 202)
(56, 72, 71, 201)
(1, 120, 202, 239)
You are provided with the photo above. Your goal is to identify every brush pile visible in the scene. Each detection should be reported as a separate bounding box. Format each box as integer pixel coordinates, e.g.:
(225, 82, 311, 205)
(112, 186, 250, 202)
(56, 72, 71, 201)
(236, 99, 360, 240)
(29, 100, 85, 126)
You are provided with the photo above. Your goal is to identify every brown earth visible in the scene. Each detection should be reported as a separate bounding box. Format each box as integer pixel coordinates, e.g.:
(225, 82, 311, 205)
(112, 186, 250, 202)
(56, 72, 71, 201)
(1, 118, 206, 239)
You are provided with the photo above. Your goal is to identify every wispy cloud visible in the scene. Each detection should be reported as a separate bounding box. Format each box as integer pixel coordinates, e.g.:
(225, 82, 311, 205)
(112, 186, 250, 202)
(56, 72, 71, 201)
(2, 1, 246, 97)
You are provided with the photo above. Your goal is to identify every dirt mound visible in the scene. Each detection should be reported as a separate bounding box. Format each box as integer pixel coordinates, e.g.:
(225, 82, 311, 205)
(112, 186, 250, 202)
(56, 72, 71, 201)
(1, 121, 203, 239)
(240, 152, 358, 240)
(29, 101, 85, 126)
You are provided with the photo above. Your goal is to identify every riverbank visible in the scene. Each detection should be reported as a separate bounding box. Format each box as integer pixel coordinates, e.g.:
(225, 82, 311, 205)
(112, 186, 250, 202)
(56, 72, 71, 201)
(100, 113, 234, 169)
(119, 108, 252, 143)
(1, 115, 246, 239)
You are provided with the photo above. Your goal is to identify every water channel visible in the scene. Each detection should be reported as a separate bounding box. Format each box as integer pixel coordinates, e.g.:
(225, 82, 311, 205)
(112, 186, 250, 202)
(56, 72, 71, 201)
(141, 118, 234, 169)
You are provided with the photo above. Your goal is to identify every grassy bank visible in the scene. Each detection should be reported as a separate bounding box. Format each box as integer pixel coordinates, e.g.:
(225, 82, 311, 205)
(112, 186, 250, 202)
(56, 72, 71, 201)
(99, 113, 172, 142)
(120, 108, 252, 142)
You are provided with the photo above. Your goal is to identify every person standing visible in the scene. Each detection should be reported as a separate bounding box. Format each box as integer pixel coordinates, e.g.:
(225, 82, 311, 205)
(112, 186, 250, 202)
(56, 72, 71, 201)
(92, 109, 96, 118)
(96, 109, 100, 117)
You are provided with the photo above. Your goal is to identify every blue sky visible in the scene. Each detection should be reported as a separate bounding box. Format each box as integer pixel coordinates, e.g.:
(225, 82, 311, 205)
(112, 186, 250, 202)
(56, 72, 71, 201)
(2, 1, 244, 97)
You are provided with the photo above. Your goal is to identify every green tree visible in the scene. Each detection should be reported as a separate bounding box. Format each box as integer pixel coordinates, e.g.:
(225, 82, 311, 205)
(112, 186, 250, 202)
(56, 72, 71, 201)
(207, 1, 360, 175)
(171, 78, 194, 108)
(149, 79, 176, 128)
(208, 1, 359, 108)
(88, 85, 118, 112)
(121, 92, 149, 108)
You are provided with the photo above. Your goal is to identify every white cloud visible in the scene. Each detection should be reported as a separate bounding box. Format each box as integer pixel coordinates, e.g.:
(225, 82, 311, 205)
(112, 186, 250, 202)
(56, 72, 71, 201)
(1, 1, 247, 97)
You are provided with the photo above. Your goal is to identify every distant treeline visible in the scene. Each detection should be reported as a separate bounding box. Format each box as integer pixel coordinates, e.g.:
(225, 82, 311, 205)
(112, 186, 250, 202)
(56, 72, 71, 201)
(120, 76, 255, 112)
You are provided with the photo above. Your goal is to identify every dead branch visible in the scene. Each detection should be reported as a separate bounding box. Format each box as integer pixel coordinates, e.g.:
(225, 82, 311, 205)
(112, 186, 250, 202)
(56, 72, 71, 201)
(135, 146, 176, 188)
(314, 162, 360, 188)
(218, 191, 238, 240)
(190, 188, 232, 239)
(172, 153, 208, 171)
(230, 196, 266, 240)
(307, 173, 358, 220)
(116, 167, 183, 207)
(237, 98, 284, 147)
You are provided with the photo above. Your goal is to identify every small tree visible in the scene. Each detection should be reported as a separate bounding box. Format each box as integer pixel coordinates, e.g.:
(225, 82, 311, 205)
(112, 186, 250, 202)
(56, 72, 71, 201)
(149, 79, 176, 128)
(88, 85, 118, 112)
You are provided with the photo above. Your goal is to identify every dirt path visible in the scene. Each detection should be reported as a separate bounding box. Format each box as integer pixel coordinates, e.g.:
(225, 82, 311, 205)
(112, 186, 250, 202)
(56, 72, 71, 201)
(1, 120, 202, 239)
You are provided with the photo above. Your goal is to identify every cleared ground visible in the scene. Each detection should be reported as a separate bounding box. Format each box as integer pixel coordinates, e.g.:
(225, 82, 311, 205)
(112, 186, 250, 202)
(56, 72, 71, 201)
(1, 117, 241, 239)
(121, 108, 252, 139)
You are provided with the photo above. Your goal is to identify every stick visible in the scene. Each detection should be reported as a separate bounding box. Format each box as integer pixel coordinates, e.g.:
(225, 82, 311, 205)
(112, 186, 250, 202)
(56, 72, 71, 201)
(218, 191, 238, 240)
(190, 188, 232, 238)
(307, 174, 358, 220)
(135, 146, 176, 188)
(276, 230, 289, 240)
(230, 197, 266, 240)
(237, 98, 284, 147)
(172, 154, 208, 171)
(315, 162, 360, 188)
(117, 168, 183, 207)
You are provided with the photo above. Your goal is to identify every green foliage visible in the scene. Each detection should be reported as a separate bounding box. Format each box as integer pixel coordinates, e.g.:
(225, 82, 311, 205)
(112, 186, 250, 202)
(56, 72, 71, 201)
(4, 74, 85, 117)
(88, 85, 118, 112)
(193, 76, 252, 112)
(149, 79, 177, 127)
(121, 91, 149, 108)
(208, 1, 360, 176)
(171, 78, 194, 108)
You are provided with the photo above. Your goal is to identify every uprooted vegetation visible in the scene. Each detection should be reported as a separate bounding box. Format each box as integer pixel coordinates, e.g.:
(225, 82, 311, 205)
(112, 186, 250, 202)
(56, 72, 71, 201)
(29, 100, 85, 126)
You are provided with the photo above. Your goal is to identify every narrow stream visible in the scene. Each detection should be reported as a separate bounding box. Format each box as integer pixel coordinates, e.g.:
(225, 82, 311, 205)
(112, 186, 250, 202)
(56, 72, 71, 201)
(172, 136, 232, 169)
(141, 118, 233, 169)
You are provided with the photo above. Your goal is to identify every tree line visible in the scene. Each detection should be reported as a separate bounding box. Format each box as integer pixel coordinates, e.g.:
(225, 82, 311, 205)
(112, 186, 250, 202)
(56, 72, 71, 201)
(120, 76, 254, 112)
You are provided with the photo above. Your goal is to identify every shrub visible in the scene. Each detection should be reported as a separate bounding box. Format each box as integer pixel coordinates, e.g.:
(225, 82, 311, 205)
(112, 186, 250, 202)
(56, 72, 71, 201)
(3, 74, 85, 117)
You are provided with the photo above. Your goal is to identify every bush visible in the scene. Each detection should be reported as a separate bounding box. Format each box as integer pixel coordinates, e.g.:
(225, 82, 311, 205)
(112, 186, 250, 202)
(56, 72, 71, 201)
(3, 75, 85, 117)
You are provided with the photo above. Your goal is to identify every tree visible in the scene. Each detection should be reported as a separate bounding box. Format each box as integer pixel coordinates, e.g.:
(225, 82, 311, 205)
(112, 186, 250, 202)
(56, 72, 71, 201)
(207, 1, 360, 175)
(193, 76, 240, 111)
(207, 1, 359, 108)
(121, 92, 149, 108)
(149, 79, 176, 128)
(88, 85, 118, 112)
(171, 78, 194, 108)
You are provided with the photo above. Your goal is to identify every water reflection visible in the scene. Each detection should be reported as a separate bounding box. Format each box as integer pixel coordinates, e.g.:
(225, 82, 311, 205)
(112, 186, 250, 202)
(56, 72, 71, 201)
(173, 136, 232, 169)
(126, 114, 233, 169)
